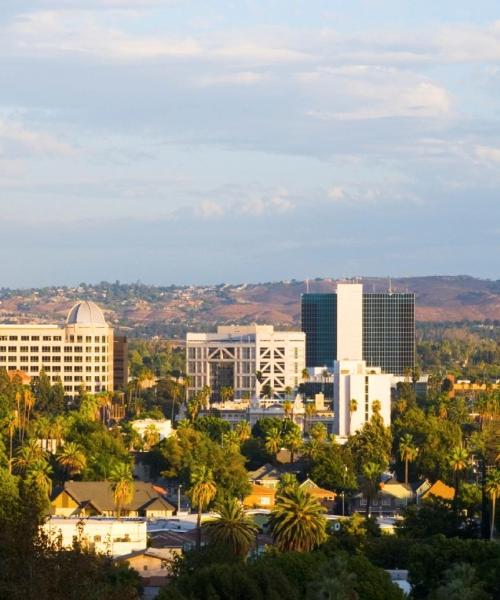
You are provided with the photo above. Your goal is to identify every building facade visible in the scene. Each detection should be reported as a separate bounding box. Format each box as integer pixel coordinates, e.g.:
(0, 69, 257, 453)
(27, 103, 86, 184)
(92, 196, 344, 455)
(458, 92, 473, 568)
(0, 301, 122, 397)
(333, 359, 392, 437)
(301, 283, 415, 375)
(186, 325, 305, 400)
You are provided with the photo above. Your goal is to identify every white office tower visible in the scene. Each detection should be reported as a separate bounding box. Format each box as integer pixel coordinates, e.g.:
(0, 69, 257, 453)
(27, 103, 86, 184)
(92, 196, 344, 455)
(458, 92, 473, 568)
(333, 360, 392, 437)
(336, 283, 363, 361)
(186, 325, 305, 401)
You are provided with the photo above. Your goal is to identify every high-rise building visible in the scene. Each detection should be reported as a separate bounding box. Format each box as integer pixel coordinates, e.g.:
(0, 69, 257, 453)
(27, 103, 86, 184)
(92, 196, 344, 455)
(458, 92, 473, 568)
(186, 325, 305, 401)
(0, 301, 123, 397)
(301, 283, 415, 375)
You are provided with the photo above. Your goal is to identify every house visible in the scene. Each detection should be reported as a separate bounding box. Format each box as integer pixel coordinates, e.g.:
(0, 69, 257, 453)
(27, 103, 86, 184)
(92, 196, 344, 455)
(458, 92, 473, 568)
(422, 480, 455, 502)
(43, 516, 147, 557)
(51, 481, 175, 518)
(299, 479, 336, 512)
(243, 484, 276, 509)
(248, 463, 283, 488)
(350, 477, 413, 516)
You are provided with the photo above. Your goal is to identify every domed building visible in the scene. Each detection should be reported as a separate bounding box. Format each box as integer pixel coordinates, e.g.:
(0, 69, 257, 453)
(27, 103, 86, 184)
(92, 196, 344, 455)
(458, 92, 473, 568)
(0, 301, 128, 399)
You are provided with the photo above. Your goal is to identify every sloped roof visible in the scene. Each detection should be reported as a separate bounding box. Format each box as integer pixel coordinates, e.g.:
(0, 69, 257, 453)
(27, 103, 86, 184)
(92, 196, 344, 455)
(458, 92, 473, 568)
(248, 463, 283, 481)
(58, 481, 175, 513)
(247, 484, 276, 497)
(422, 480, 455, 501)
(300, 478, 336, 499)
(379, 479, 413, 499)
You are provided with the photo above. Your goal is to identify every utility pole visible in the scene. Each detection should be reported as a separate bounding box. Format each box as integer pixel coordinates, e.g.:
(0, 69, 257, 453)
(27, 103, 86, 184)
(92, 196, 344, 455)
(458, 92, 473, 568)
(177, 484, 182, 514)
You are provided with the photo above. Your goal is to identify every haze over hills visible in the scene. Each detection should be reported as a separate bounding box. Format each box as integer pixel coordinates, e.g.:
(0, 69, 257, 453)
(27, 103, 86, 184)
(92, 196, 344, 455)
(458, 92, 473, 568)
(0, 275, 499, 338)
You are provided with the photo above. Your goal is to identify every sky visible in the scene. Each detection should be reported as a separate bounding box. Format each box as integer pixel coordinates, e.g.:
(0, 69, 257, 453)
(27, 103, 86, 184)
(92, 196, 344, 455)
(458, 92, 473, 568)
(0, 0, 499, 287)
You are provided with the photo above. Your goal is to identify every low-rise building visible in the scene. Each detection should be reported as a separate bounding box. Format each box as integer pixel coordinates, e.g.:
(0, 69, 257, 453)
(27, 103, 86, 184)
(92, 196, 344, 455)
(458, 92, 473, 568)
(131, 418, 173, 442)
(43, 516, 147, 557)
(51, 481, 175, 519)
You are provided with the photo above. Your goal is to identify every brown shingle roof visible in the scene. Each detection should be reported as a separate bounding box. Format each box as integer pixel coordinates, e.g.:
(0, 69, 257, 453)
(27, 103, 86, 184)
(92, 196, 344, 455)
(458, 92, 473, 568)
(59, 481, 175, 513)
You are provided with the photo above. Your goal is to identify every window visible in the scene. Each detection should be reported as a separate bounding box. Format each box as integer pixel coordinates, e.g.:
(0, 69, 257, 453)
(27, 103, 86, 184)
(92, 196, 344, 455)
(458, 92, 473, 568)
(8, 365, 16, 371)
(52, 347, 61, 352)
(64, 386, 72, 392)
(64, 346, 72, 352)
(95, 336, 100, 343)
(8, 347, 16, 352)
(30, 347, 39, 353)
(0, 357, 6, 362)
(69, 336, 74, 343)
(53, 366, 61, 372)
(9, 336, 18, 341)
(64, 356, 72, 362)
(20, 346, 28, 352)
(95, 366, 100, 372)
(74, 366, 83, 372)
(52, 356, 61, 362)
(86, 336, 92, 343)
(20, 357, 28, 363)
(360, 498, 367, 506)
(8, 356, 16, 363)
(64, 376, 72, 382)
(86, 366, 92, 372)
(30, 356, 39, 362)
(21, 336, 29, 341)
(74, 346, 82, 353)
(30, 366, 38, 372)
(101, 336, 106, 343)
(94, 347, 100, 354)
(64, 366, 73, 372)
(77, 336, 83, 343)
(31, 336, 39, 341)
(42, 346, 50, 353)
(54, 336, 62, 341)
(86, 347, 92, 353)
(43, 336, 51, 341)
(42, 356, 51, 362)
(0, 346, 5, 351)
(74, 356, 82, 363)
(0, 336, 6, 341)
(44, 366, 51, 372)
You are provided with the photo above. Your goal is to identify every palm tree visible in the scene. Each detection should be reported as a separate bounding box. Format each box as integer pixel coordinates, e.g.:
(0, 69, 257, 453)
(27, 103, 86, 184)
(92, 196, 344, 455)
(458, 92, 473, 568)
(301, 368, 310, 383)
(269, 487, 327, 552)
(360, 462, 382, 518)
(57, 442, 87, 479)
(189, 465, 217, 550)
(399, 433, 418, 484)
(310, 422, 327, 442)
(349, 399, 358, 425)
(5, 412, 17, 473)
(220, 386, 234, 404)
(235, 421, 251, 443)
(284, 386, 293, 400)
(303, 438, 323, 461)
(485, 468, 500, 541)
(110, 463, 135, 517)
(202, 497, 257, 558)
(27, 458, 53, 497)
(449, 446, 469, 510)
(284, 429, 302, 464)
(304, 403, 316, 435)
(283, 400, 293, 419)
(265, 426, 282, 462)
(222, 430, 240, 452)
(13, 439, 45, 474)
(371, 400, 381, 416)
(143, 423, 160, 448)
(22, 389, 36, 443)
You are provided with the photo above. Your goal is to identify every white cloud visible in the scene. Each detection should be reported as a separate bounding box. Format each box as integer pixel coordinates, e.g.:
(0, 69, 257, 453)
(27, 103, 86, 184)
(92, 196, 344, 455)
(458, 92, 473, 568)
(474, 145, 500, 164)
(0, 117, 74, 156)
(196, 71, 269, 87)
(194, 200, 226, 218)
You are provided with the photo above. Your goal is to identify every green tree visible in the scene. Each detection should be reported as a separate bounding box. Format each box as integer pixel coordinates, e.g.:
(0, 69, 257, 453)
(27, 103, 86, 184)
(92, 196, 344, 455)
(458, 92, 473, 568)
(265, 426, 282, 462)
(449, 446, 469, 510)
(57, 442, 87, 479)
(360, 462, 382, 518)
(110, 463, 135, 517)
(202, 497, 257, 558)
(284, 428, 302, 463)
(26, 458, 53, 498)
(269, 487, 327, 552)
(399, 433, 418, 484)
(485, 468, 500, 540)
(189, 465, 217, 550)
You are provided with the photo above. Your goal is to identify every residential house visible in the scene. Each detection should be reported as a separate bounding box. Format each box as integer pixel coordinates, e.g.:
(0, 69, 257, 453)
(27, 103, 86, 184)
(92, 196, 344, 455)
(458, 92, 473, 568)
(243, 484, 276, 509)
(351, 477, 413, 516)
(248, 463, 283, 488)
(299, 479, 336, 512)
(422, 480, 455, 502)
(51, 481, 175, 518)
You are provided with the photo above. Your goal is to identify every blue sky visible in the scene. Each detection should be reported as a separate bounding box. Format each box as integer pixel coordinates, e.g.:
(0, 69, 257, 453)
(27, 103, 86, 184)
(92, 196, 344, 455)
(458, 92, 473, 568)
(0, 0, 499, 287)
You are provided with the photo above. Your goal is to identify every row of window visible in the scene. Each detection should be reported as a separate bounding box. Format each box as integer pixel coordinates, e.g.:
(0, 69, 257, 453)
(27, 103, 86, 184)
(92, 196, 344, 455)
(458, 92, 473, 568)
(0, 334, 108, 343)
(0, 355, 108, 363)
(0, 346, 107, 353)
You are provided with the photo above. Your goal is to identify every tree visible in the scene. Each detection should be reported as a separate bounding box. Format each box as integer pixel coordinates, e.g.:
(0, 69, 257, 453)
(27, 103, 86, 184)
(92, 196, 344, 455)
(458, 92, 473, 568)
(360, 462, 382, 518)
(143, 423, 160, 448)
(485, 468, 500, 540)
(310, 422, 327, 442)
(372, 400, 381, 416)
(26, 458, 53, 497)
(234, 421, 251, 443)
(12, 439, 45, 474)
(188, 465, 217, 550)
(57, 442, 87, 479)
(110, 463, 135, 517)
(283, 400, 293, 419)
(219, 386, 234, 404)
(284, 429, 302, 464)
(304, 403, 316, 435)
(269, 487, 327, 552)
(202, 497, 257, 559)
(4, 413, 17, 473)
(449, 446, 469, 510)
(301, 368, 310, 382)
(265, 426, 282, 462)
(399, 433, 418, 484)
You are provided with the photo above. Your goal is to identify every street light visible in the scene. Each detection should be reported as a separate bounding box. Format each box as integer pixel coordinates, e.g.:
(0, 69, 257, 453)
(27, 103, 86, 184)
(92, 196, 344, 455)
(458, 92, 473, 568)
(177, 484, 182, 514)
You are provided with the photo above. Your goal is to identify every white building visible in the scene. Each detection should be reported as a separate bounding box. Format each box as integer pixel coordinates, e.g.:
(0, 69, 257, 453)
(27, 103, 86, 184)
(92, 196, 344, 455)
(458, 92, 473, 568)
(334, 359, 392, 437)
(0, 301, 115, 398)
(186, 325, 305, 401)
(43, 516, 147, 557)
(132, 418, 172, 442)
(336, 283, 363, 361)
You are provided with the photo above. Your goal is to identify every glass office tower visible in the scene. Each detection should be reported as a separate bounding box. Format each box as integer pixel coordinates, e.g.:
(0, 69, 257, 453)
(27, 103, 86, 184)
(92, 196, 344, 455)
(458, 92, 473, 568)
(301, 294, 337, 368)
(301, 288, 415, 375)
(362, 293, 415, 375)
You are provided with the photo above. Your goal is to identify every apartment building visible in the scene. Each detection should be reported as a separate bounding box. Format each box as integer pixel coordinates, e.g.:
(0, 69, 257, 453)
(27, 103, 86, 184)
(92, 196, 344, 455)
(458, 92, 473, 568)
(186, 325, 305, 401)
(0, 301, 117, 397)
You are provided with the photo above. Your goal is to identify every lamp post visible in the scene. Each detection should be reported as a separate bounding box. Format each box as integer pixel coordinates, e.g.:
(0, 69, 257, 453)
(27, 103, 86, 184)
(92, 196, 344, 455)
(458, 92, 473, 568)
(342, 465, 348, 516)
(177, 484, 182, 514)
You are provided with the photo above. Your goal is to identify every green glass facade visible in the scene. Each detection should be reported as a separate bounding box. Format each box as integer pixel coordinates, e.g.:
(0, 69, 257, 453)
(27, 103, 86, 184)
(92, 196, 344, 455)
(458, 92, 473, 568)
(301, 294, 337, 368)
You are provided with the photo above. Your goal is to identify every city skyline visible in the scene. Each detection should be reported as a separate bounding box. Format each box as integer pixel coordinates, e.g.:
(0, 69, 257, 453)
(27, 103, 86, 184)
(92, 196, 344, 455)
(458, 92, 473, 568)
(1, 1, 500, 286)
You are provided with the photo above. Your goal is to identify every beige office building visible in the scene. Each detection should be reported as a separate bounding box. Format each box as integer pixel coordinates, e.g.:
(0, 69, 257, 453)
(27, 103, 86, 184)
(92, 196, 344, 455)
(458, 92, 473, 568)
(186, 325, 306, 401)
(0, 301, 115, 397)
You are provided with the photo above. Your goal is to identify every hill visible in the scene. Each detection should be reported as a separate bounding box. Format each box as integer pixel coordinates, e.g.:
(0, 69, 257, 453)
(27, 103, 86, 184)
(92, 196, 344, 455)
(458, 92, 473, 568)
(0, 276, 499, 338)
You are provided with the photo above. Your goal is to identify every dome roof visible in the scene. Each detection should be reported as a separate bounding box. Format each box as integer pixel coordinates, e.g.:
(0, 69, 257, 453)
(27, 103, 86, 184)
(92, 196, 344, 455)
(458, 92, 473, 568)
(66, 301, 107, 326)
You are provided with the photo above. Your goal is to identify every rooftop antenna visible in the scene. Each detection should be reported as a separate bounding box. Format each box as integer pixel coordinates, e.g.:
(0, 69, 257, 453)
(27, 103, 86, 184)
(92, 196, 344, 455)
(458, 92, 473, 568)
(388, 276, 393, 295)
(306, 278, 310, 293)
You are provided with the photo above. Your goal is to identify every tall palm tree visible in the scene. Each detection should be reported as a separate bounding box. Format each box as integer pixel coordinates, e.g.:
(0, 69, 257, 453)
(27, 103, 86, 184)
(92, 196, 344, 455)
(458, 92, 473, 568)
(222, 430, 240, 452)
(57, 442, 87, 479)
(188, 465, 217, 550)
(22, 389, 36, 443)
(5, 412, 17, 474)
(269, 487, 327, 552)
(265, 426, 282, 462)
(110, 463, 135, 517)
(485, 468, 500, 541)
(27, 458, 53, 497)
(283, 400, 293, 419)
(202, 497, 257, 558)
(143, 423, 160, 448)
(284, 429, 302, 464)
(399, 433, 418, 484)
(360, 462, 382, 518)
(235, 421, 251, 443)
(449, 446, 469, 510)
(13, 439, 45, 474)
